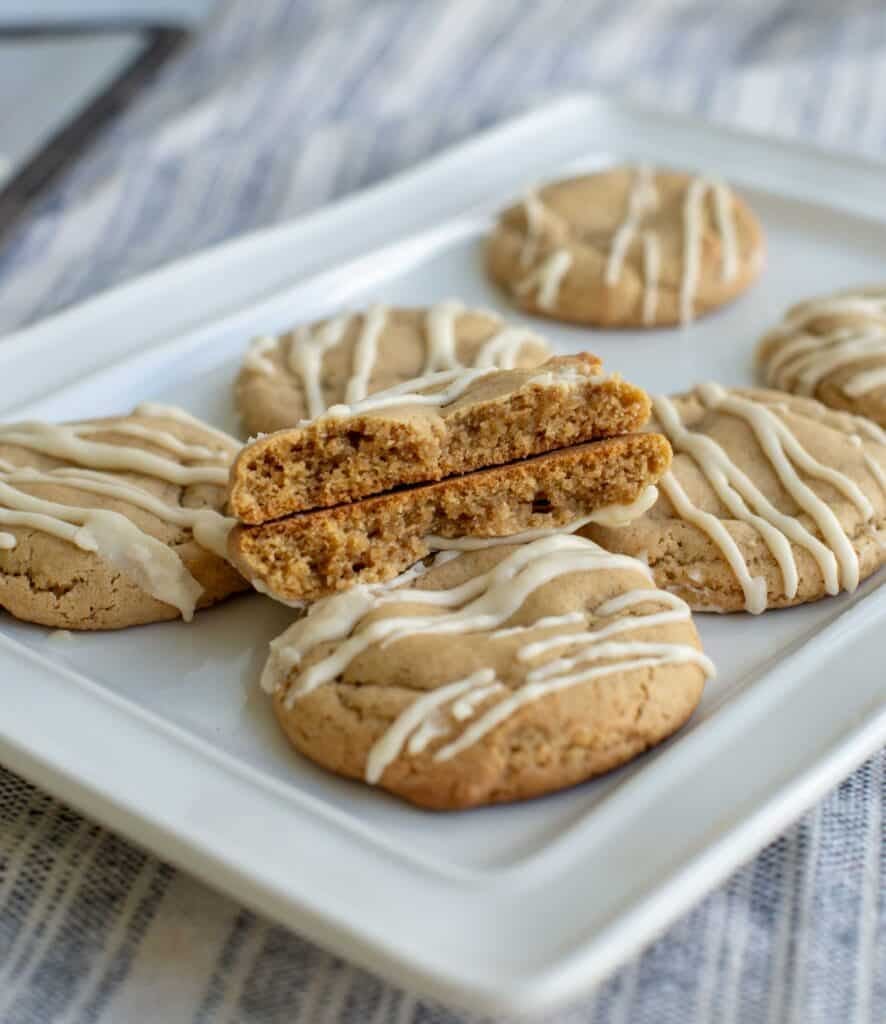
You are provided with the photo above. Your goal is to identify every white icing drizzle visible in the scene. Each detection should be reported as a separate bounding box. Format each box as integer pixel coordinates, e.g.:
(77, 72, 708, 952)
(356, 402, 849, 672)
(517, 589, 692, 661)
(263, 535, 654, 706)
(134, 403, 242, 451)
(763, 326, 886, 398)
(659, 471, 768, 614)
(251, 577, 306, 609)
(679, 177, 739, 323)
(318, 361, 596, 423)
(265, 534, 713, 783)
(520, 190, 548, 268)
(515, 171, 738, 324)
(603, 166, 690, 326)
(765, 293, 886, 351)
(344, 305, 388, 405)
(642, 230, 660, 326)
(257, 554, 461, 681)
(605, 165, 658, 286)
(582, 483, 659, 527)
(423, 485, 659, 552)
(450, 682, 505, 720)
(701, 383, 872, 516)
(0, 422, 229, 486)
(423, 300, 464, 373)
(711, 180, 739, 283)
(758, 289, 886, 408)
(864, 451, 886, 494)
(474, 326, 543, 370)
(365, 669, 495, 783)
(679, 177, 708, 325)
(525, 366, 594, 388)
(267, 305, 542, 422)
(844, 364, 886, 397)
(242, 335, 278, 376)
(0, 465, 234, 559)
(433, 640, 712, 765)
(776, 396, 886, 447)
(595, 586, 685, 617)
(72, 422, 218, 461)
(403, 679, 509, 758)
(652, 383, 881, 611)
(860, 418, 886, 445)
(0, 531, 16, 549)
(655, 394, 837, 600)
(288, 316, 349, 419)
(516, 250, 573, 310)
(0, 410, 240, 619)
(321, 366, 495, 421)
(406, 712, 451, 755)
(0, 479, 204, 619)
(490, 612, 584, 639)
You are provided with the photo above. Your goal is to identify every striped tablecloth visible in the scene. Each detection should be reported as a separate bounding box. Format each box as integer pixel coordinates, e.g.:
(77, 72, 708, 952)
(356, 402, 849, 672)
(0, 2, 884, 1021)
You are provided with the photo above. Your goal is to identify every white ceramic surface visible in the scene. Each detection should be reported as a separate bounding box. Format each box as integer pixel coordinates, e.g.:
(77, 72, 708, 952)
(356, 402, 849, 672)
(1, 95, 885, 1018)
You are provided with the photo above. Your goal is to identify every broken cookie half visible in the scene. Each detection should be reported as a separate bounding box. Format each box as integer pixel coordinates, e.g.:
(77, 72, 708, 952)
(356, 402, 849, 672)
(229, 353, 653, 522)
(227, 353, 671, 603)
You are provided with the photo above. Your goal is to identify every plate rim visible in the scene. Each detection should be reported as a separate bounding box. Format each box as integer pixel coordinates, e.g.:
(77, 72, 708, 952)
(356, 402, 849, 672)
(2, 91, 886, 1017)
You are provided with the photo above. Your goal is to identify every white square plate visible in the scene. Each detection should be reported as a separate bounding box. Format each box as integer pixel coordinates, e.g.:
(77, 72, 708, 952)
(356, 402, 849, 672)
(2, 94, 886, 1018)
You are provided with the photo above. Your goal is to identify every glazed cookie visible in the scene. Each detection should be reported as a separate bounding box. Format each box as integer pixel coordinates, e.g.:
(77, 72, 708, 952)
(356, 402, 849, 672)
(0, 404, 248, 629)
(583, 385, 886, 613)
(230, 433, 670, 602)
(262, 533, 714, 809)
(230, 353, 653, 522)
(757, 285, 886, 427)
(236, 302, 550, 436)
(486, 166, 764, 327)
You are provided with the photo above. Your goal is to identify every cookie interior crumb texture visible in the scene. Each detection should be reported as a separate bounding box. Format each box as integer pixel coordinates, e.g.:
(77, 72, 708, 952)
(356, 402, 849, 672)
(263, 534, 713, 810)
(231, 432, 672, 602)
(235, 302, 550, 436)
(583, 385, 886, 612)
(230, 352, 653, 523)
(486, 166, 765, 328)
(0, 405, 248, 629)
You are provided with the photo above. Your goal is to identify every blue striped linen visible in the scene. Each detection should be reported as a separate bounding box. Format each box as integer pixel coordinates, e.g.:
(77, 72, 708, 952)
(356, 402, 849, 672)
(0, 1, 883, 1021)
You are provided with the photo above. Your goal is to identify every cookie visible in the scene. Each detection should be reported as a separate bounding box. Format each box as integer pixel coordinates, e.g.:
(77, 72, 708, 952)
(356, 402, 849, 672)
(262, 533, 713, 809)
(230, 433, 670, 602)
(486, 166, 765, 327)
(0, 404, 248, 629)
(230, 353, 653, 523)
(235, 302, 550, 436)
(582, 384, 886, 612)
(756, 285, 886, 427)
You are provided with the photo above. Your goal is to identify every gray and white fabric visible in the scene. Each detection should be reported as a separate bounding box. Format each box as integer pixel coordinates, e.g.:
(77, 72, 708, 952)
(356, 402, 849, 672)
(0, 1, 884, 1021)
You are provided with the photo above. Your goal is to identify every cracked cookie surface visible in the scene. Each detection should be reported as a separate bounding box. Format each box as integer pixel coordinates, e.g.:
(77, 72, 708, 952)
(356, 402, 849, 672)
(262, 533, 712, 810)
(0, 406, 248, 629)
(583, 386, 886, 612)
(486, 166, 764, 327)
(235, 302, 550, 436)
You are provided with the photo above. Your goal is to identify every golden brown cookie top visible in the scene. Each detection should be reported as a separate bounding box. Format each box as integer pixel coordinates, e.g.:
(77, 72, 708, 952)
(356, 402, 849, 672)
(264, 533, 713, 809)
(486, 165, 765, 327)
(0, 404, 246, 628)
(235, 302, 550, 435)
(583, 384, 886, 612)
(756, 285, 886, 427)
